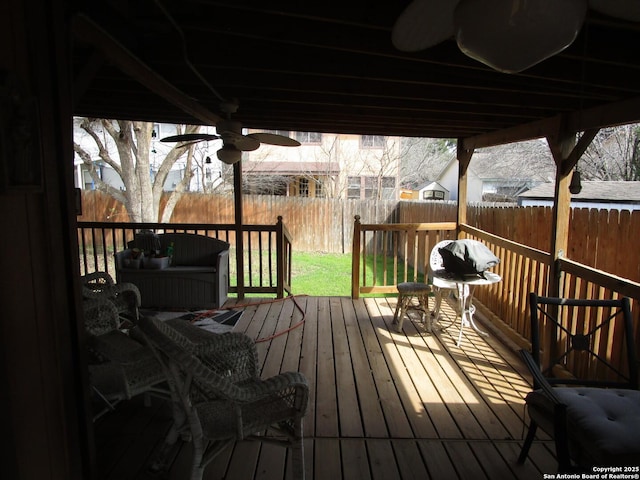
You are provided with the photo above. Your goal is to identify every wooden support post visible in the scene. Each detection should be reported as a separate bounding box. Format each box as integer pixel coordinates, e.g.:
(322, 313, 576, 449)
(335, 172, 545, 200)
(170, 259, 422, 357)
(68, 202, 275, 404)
(545, 123, 598, 364)
(233, 161, 245, 299)
(457, 140, 474, 238)
(546, 124, 599, 298)
(276, 216, 285, 299)
(352, 215, 361, 299)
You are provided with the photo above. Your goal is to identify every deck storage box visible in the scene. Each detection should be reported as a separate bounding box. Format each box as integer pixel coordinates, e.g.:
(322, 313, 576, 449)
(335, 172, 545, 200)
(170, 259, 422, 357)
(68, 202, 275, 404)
(115, 233, 229, 309)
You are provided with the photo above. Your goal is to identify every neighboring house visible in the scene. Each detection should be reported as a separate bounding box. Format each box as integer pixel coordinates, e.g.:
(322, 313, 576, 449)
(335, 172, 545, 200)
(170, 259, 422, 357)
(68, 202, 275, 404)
(436, 143, 556, 202)
(518, 181, 640, 211)
(73, 120, 223, 193)
(74, 121, 401, 198)
(243, 132, 402, 199)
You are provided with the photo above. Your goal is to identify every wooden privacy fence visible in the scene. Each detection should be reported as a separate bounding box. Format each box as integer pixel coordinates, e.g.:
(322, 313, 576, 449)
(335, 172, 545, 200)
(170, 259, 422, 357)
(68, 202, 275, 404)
(81, 191, 640, 284)
(79, 191, 404, 254)
(77, 218, 293, 298)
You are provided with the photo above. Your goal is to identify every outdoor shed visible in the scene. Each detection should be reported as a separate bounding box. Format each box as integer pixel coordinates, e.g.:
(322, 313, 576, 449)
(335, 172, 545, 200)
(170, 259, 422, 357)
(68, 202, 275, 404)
(518, 181, 640, 211)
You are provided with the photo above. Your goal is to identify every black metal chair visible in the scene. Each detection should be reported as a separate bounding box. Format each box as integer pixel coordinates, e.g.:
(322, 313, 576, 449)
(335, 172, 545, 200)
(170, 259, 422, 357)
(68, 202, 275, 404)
(518, 293, 640, 471)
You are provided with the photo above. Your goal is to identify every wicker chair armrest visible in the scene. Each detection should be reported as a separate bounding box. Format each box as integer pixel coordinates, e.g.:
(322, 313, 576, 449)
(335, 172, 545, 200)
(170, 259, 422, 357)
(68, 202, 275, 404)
(192, 333, 258, 377)
(83, 298, 120, 336)
(110, 282, 142, 304)
(81, 271, 115, 287)
(240, 372, 309, 408)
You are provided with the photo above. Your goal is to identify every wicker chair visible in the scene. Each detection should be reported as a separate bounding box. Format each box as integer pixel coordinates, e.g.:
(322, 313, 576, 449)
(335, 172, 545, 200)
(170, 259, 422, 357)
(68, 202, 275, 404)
(81, 271, 141, 324)
(83, 299, 168, 420)
(138, 315, 309, 480)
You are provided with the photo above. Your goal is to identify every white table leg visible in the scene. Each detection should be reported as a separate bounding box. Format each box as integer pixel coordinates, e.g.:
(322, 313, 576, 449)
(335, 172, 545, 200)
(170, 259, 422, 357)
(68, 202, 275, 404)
(455, 283, 489, 346)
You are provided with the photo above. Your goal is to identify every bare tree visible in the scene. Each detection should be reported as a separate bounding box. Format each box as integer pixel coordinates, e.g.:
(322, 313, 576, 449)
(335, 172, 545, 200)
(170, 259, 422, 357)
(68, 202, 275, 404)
(365, 137, 402, 200)
(74, 118, 201, 222)
(400, 137, 455, 188)
(580, 124, 640, 180)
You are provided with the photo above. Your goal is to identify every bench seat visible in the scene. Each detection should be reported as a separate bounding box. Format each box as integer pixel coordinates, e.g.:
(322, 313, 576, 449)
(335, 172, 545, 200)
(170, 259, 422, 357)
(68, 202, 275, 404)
(115, 233, 229, 310)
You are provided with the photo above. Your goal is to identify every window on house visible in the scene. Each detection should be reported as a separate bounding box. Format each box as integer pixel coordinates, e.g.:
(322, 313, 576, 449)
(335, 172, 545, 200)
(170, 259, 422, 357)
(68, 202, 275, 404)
(364, 176, 377, 199)
(299, 178, 309, 197)
(381, 177, 396, 199)
(263, 129, 290, 137)
(315, 178, 324, 197)
(361, 135, 385, 148)
(347, 176, 361, 199)
(423, 190, 445, 200)
(295, 132, 322, 144)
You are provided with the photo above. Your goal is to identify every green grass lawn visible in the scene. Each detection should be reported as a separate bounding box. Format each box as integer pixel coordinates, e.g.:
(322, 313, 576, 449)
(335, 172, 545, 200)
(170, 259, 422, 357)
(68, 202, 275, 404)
(290, 251, 424, 297)
(290, 252, 353, 296)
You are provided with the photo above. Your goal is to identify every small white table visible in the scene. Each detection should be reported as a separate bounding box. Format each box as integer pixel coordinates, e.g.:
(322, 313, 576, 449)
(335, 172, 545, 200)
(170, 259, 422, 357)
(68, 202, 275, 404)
(431, 270, 502, 346)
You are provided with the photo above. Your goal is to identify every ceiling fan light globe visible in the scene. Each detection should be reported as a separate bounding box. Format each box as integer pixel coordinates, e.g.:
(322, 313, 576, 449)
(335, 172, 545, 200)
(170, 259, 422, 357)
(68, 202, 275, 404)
(217, 145, 242, 164)
(454, 0, 587, 73)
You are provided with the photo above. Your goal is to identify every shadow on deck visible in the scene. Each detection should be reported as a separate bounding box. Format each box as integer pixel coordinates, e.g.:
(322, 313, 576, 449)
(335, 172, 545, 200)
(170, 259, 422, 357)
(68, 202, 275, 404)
(93, 295, 556, 479)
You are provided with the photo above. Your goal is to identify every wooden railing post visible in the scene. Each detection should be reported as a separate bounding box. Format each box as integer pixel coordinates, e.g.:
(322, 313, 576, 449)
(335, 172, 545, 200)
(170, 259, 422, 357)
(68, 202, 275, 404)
(457, 140, 473, 239)
(233, 161, 245, 300)
(276, 216, 285, 299)
(352, 215, 361, 299)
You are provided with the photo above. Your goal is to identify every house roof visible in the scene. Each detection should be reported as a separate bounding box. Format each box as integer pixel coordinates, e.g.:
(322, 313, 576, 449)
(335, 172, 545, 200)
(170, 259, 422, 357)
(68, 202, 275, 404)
(419, 181, 448, 193)
(71, 2, 640, 148)
(519, 181, 640, 203)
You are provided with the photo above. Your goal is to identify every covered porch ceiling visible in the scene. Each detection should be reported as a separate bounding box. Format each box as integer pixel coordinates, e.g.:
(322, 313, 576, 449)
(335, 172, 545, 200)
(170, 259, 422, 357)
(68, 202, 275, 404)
(71, 1, 640, 149)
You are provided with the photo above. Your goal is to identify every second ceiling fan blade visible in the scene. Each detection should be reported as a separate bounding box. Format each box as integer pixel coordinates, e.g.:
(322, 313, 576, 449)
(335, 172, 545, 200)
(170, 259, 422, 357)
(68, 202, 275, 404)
(247, 132, 301, 147)
(160, 133, 220, 143)
(221, 131, 261, 151)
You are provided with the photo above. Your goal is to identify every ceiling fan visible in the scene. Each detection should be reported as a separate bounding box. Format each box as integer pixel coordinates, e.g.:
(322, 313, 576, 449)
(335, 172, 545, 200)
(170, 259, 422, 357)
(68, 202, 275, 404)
(392, 0, 640, 73)
(160, 99, 301, 164)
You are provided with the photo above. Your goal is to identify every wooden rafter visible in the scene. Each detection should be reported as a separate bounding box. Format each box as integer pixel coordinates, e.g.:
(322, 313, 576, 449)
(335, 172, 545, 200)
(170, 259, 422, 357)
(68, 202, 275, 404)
(72, 14, 221, 127)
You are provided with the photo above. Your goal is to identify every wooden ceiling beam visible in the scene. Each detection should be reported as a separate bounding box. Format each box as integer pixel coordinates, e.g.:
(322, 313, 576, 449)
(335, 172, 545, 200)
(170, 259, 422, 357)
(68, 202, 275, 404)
(72, 14, 221, 126)
(461, 96, 640, 149)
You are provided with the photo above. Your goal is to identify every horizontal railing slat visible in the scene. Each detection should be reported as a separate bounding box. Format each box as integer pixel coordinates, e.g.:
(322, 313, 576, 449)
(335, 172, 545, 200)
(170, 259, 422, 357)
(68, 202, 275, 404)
(77, 220, 293, 298)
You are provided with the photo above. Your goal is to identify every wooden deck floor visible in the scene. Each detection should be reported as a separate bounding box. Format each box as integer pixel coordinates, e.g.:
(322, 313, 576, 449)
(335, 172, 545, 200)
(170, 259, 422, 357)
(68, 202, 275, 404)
(94, 295, 557, 479)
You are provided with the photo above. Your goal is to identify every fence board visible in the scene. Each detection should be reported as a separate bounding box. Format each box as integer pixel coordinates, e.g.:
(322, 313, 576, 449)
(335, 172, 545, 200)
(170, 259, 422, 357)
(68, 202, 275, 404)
(80, 191, 640, 283)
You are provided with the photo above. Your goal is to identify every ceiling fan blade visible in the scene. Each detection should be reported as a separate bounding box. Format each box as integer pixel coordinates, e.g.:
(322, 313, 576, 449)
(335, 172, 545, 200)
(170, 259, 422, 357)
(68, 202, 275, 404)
(589, 0, 640, 21)
(391, 0, 459, 52)
(160, 133, 220, 143)
(247, 133, 301, 147)
(220, 131, 260, 151)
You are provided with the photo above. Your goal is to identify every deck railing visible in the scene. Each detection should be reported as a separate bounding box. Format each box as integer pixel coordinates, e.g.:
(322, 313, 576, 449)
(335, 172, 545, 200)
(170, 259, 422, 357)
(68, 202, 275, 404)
(351, 215, 458, 297)
(461, 224, 640, 350)
(77, 217, 293, 298)
(351, 218, 640, 377)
